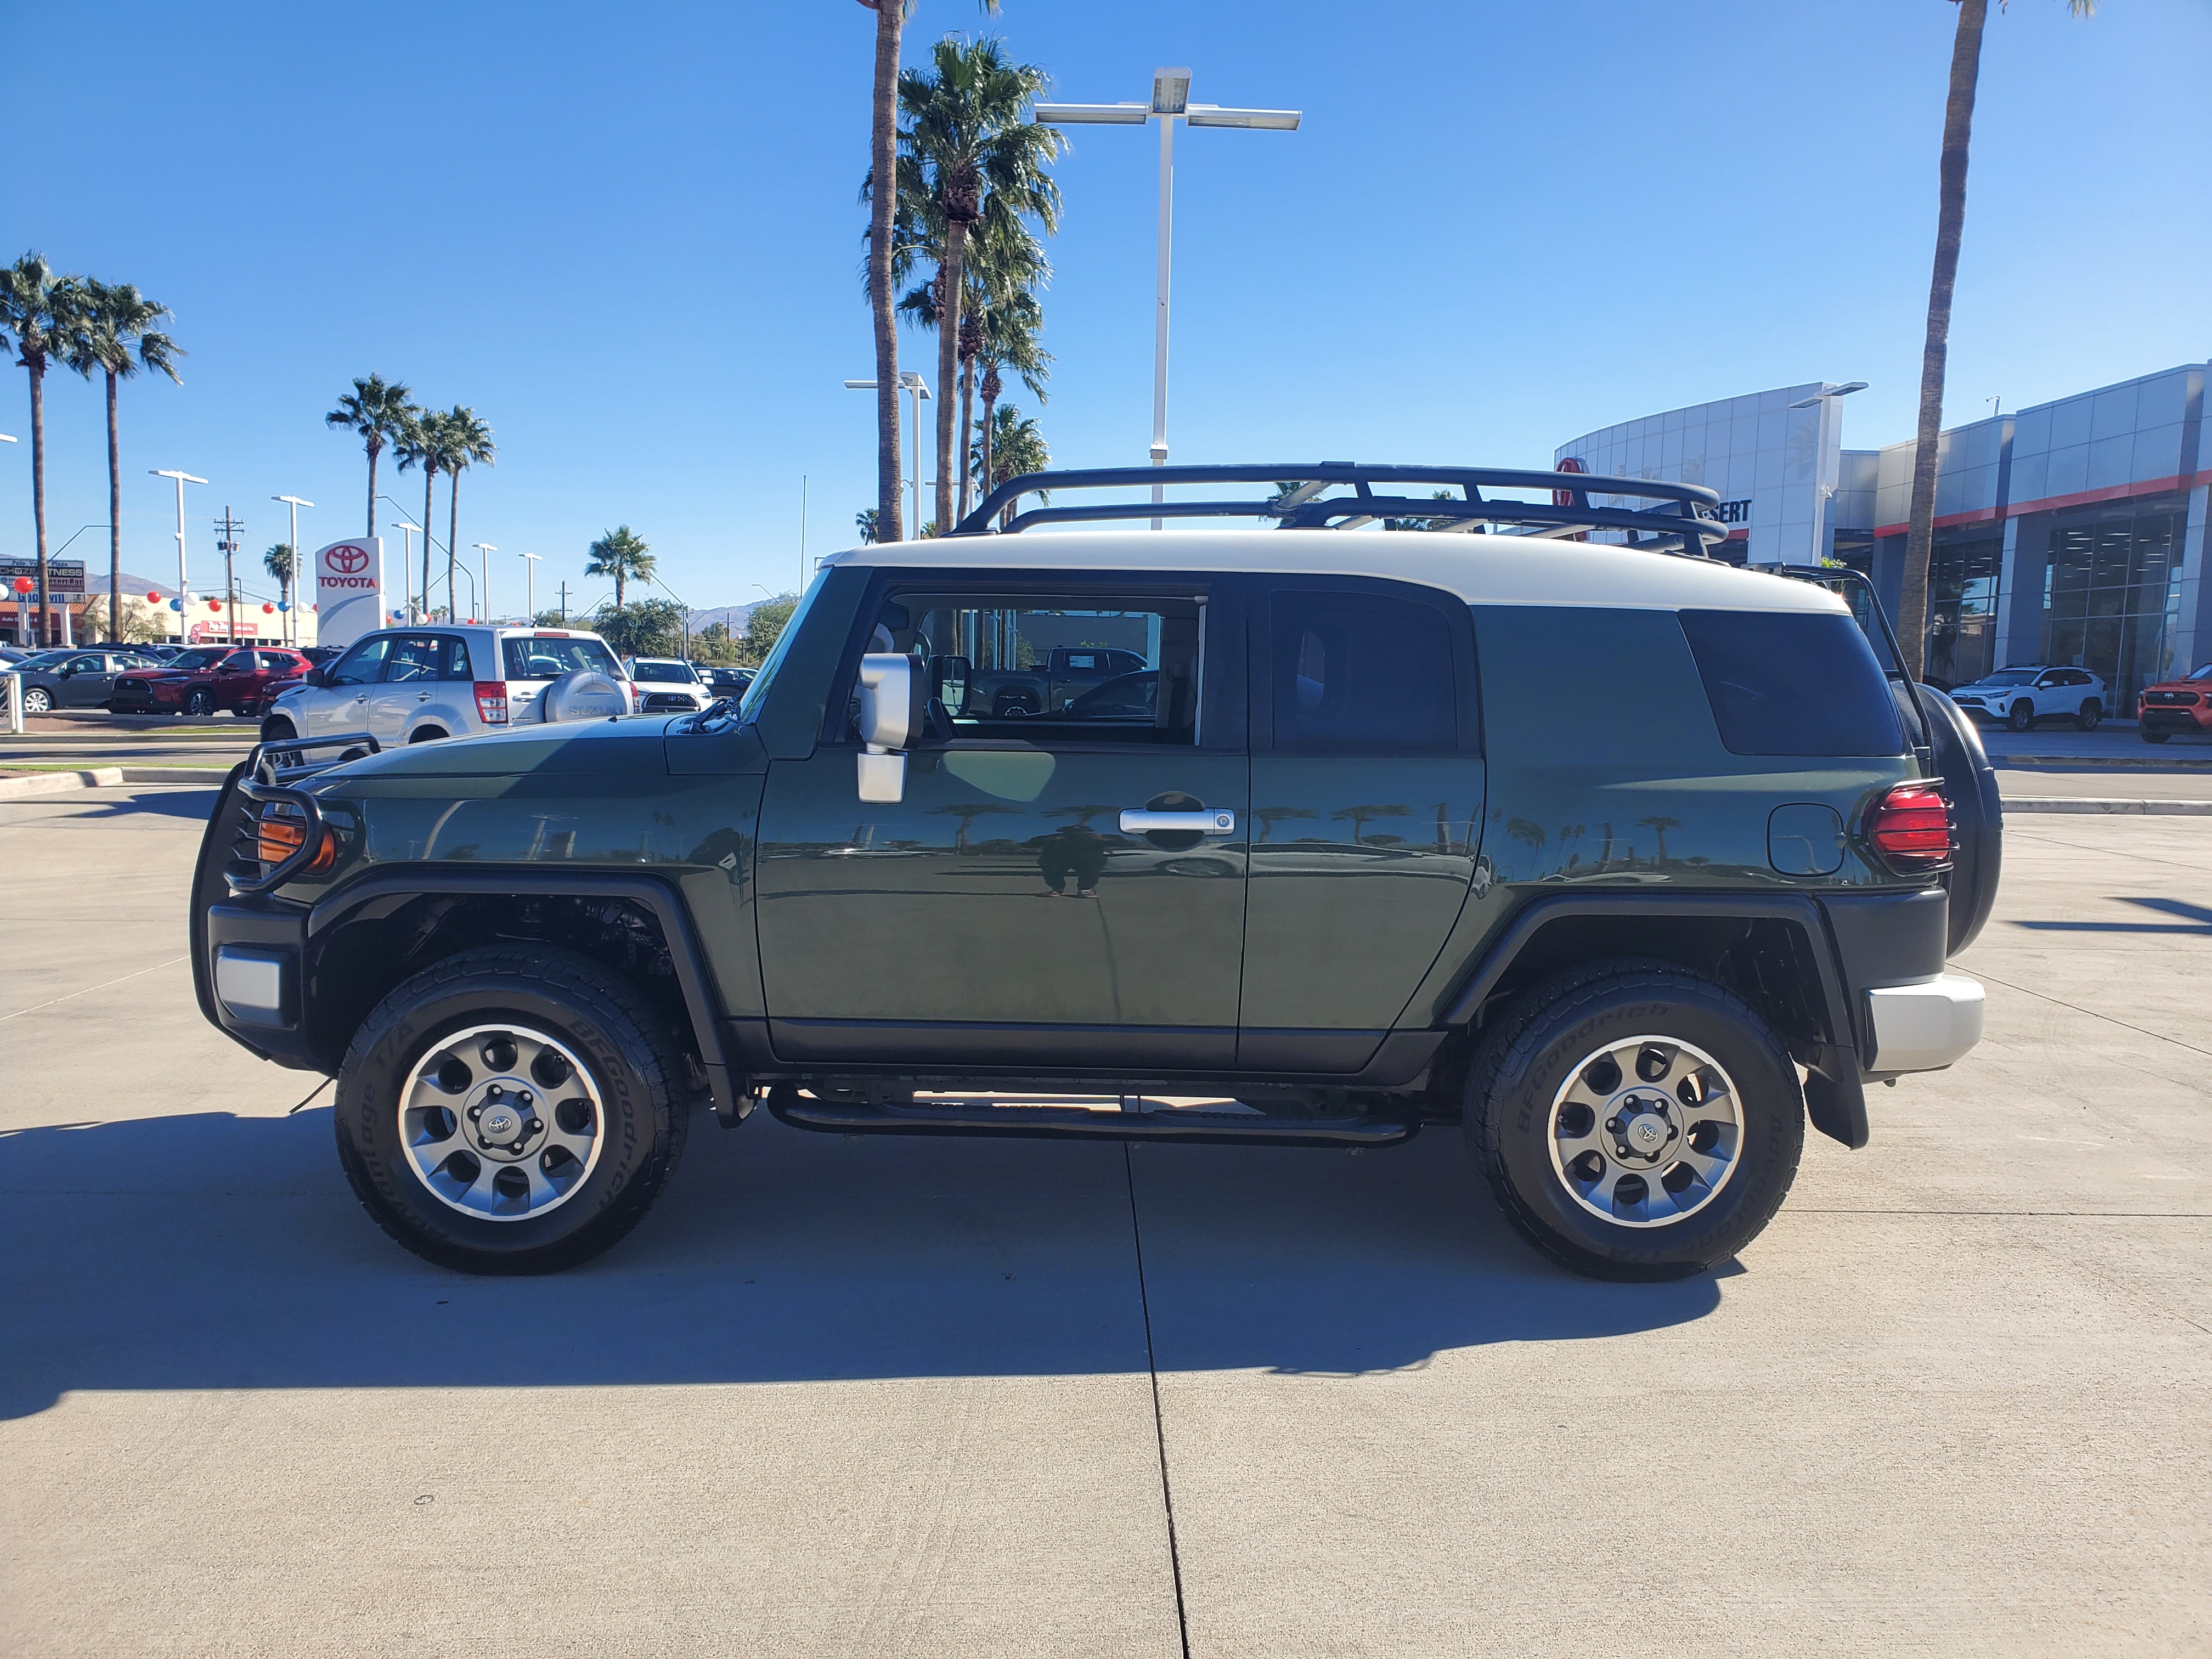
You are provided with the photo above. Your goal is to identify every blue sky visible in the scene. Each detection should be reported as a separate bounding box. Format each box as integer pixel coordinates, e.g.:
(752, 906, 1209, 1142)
(7, 0, 2207, 613)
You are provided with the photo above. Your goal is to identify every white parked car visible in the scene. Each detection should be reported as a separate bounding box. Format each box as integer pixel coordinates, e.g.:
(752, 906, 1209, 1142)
(622, 656, 710, 713)
(259, 624, 631, 747)
(1945, 665, 2106, 732)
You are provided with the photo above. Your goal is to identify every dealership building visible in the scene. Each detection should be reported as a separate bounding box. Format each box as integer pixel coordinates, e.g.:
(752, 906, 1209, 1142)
(1555, 362, 2211, 707)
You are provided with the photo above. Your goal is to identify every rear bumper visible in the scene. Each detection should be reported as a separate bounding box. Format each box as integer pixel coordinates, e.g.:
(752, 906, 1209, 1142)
(1865, 972, 1986, 1074)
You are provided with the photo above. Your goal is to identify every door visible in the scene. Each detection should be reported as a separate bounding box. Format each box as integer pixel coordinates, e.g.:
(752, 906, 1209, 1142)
(209, 648, 259, 710)
(313, 634, 391, 737)
(755, 573, 1248, 1071)
(55, 652, 111, 707)
(367, 634, 446, 742)
(1240, 579, 1486, 1073)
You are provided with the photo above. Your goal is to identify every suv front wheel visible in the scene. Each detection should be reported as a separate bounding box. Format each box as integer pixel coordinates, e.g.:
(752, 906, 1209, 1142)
(334, 945, 692, 1274)
(1465, 963, 1804, 1281)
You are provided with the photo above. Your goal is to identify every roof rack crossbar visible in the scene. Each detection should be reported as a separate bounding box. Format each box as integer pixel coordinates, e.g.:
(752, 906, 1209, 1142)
(952, 462, 1719, 538)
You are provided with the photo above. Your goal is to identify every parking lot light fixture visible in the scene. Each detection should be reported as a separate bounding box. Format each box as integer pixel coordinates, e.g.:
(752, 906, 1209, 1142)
(389, 521, 424, 622)
(473, 544, 496, 623)
(273, 495, 312, 645)
(516, 551, 543, 621)
(846, 374, 930, 537)
(1037, 70, 1301, 527)
(150, 469, 208, 643)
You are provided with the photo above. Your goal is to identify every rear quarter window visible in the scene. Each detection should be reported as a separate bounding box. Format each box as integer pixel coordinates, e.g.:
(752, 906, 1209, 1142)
(1678, 608, 1904, 757)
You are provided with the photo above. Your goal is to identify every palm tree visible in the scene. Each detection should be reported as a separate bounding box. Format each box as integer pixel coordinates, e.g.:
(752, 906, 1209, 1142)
(975, 402, 1049, 527)
(586, 526, 655, 608)
(324, 375, 413, 540)
(855, 507, 881, 544)
(894, 35, 1062, 535)
(857, 0, 1007, 545)
(1897, 0, 2096, 674)
(1, 253, 86, 645)
(263, 543, 297, 622)
(971, 284, 1049, 524)
(64, 280, 183, 640)
(394, 404, 447, 623)
(437, 405, 496, 616)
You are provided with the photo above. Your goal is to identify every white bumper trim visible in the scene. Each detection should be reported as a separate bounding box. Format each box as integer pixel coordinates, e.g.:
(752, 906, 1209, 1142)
(1866, 972, 1985, 1074)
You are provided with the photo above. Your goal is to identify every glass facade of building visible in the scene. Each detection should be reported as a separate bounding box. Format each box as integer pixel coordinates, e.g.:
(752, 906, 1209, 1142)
(2040, 504, 2186, 705)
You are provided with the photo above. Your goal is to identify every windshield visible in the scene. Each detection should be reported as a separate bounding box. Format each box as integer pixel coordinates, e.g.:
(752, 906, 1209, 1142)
(13, 651, 69, 670)
(1972, 669, 2038, 687)
(2190, 664, 2212, 681)
(167, 648, 227, 672)
(501, 635, 620, 681)
(736, 575, 825, 724)
(631, 659, 698, 682)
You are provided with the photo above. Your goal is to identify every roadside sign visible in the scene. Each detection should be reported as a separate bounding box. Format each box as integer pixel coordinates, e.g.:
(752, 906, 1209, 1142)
(313, 538, 385, 650)
(0, 557, 86, 594)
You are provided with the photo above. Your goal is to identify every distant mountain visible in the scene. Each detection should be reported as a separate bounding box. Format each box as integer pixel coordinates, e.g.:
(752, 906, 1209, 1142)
(85, 571, 176, 596)
(687, 603, 758, 636)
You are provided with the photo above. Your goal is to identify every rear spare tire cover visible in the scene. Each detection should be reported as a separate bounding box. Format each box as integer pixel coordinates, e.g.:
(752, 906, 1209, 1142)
(1912, 684, 2002, 956)
(541, 669, 628, 723)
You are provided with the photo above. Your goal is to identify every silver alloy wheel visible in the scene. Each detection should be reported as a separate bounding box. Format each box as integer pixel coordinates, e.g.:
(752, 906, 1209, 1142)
(22, 686, 50, 713)
(398, 1022, 605, 1222)
(1547, 1034, 1743, 1229)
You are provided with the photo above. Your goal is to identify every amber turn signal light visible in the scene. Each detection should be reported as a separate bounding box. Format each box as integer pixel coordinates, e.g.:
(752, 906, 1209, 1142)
(257, 808, 338, 873)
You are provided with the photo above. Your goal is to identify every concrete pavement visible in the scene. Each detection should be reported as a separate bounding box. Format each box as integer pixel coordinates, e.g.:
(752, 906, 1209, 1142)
(1, 787, 2207, 1656)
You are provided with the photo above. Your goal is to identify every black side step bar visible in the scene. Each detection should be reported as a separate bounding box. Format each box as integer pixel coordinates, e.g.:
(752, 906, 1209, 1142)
(765, 1085, 1418, 1149)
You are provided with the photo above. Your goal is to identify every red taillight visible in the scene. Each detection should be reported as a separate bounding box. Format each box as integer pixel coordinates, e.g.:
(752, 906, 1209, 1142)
(1865, 780, 1953, 871)
(474, 680, 510, 725)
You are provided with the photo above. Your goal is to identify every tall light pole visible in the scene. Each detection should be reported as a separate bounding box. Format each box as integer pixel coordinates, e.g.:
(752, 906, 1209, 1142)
(472, 543, 496, 622)
(391, 520, 423, 620)
(846, 373, 929, 538)
(516, 550, 543, 622)
(1039, 70, 1300, 526)
(273, 494, 312, 646)
(150, 469, 208, 644)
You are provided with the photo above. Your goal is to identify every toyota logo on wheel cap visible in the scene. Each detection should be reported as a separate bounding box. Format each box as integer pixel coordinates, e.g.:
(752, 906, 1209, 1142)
(328, 545, 370, 574)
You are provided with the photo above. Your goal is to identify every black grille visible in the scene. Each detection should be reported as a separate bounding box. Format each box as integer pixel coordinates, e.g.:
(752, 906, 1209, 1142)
(2144, 691, 2198, 706)
(641, 691, 698, 712)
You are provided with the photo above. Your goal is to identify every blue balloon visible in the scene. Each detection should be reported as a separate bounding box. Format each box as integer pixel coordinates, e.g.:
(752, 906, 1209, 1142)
(278, 600, 290, 613)
(169, 599, 183, 612)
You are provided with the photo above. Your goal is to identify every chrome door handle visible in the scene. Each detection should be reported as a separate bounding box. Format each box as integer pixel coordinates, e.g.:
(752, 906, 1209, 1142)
(1120, 808, 1235, 835)
(417, 693, 431, 702)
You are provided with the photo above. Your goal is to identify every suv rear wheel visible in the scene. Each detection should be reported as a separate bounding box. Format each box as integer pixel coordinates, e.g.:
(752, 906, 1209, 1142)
(1464, 962, 1804, 1281)
(334, 945, 691, 1274)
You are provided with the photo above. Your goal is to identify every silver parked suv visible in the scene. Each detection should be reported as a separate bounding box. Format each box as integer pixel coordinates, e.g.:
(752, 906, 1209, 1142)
(257, 624, 631, 747)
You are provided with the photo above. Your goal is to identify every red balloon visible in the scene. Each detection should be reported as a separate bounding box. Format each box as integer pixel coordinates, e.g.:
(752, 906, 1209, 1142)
(146, 590, 161, 603)
(262, 602, 275, 614)
(208, 597, 223, 611)
(10, 577, 31, 595)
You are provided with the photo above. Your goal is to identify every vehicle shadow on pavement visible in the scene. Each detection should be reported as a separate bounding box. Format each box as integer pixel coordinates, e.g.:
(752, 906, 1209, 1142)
(59, 786, 223, 823)
(0, 1106, 1720, 1418)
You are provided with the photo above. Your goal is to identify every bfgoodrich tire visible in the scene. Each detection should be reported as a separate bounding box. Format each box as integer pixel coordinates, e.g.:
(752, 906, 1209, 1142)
(334, 945, 691, 1274)
(1465, 962, 1805, 1282)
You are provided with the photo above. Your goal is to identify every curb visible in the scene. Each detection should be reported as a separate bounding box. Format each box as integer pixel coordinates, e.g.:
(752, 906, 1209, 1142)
(1993, 752, 2212, 770)
(0, 765, 228, 799)
(2003, 797, 2212, 816)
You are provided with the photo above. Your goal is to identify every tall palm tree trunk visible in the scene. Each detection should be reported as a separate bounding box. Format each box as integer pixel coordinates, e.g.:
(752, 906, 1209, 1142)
(105, 370, 122, 641)
(957, 359, 976, 523)
(30, 360, 49, 646)
(366, 444, 379, 539)
(1899, 0, 1987, 679)
(934, 219, 968, 534)
(867, 0, 904, 543)
(979, 380, 998, 526)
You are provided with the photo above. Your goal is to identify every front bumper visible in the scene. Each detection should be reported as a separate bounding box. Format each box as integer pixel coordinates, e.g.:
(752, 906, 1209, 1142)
(1865, 972, 1986, 1074)
(2140, 706, 2209, 735)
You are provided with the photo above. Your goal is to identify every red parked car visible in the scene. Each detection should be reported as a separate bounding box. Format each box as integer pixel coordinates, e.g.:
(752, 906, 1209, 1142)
(107, 646, 314, 717)
(2136, 664, 2212, 743)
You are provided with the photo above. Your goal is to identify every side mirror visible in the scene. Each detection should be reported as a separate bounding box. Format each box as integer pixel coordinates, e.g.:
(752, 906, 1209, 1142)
(855, 652, 923, 804)
(932, 654, 971, 716)
(304, 666, 328, 687)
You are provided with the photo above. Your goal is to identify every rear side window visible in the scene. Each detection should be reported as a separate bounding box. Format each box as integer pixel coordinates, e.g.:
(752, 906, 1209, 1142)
(503, 635, 618, 681)
(1271, 589, 1455, 752)
(1678, 609, 1904, 757)
(441, 636, 474, 680)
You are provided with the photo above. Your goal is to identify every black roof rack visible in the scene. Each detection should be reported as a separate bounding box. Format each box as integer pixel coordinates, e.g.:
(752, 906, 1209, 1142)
(949, 462, 1728, 556)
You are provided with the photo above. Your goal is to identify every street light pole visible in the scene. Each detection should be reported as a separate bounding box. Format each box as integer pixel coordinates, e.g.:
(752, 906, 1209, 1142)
(274, 494, 312, 647)
(150, 469, 208, 644)
(1039, 70, 1300, 527)
(472, 543, 496, 623)
(516, 550, 543, 622)
(390, 521, 422, 620)
(845, 374, 930, 537)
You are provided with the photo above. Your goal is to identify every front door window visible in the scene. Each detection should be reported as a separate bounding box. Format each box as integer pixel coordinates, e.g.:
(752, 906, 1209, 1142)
(753, 577, 1248, 1068)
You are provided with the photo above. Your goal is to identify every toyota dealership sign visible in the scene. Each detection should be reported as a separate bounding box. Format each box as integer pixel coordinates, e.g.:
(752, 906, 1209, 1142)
(314, 537, 385, 648)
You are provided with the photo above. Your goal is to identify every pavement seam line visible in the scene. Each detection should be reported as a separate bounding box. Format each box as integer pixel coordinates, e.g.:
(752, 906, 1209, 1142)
(2002, 826, 2212, 872)
(0, 954, 189, 1023)
(1124, 1143, 1192, 1659)
(1971, 968, 2212, 1059)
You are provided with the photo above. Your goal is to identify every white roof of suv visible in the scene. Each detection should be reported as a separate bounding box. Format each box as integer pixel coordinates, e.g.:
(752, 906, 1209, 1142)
(829, 529, 1847, 616)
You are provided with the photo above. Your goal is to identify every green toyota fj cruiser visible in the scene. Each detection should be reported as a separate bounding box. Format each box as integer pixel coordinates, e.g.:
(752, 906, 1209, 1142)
(191, 464, 2000, 1282)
